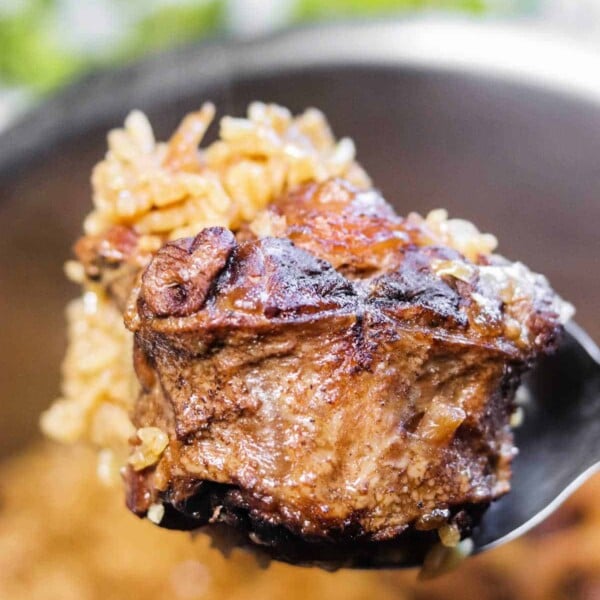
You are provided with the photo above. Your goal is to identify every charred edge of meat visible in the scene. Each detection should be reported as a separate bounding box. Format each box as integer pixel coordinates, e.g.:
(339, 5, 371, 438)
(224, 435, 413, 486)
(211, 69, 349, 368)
(368, 246, 470, 329)
(124, 468, 487, 568)
(134, 232, 472, 335)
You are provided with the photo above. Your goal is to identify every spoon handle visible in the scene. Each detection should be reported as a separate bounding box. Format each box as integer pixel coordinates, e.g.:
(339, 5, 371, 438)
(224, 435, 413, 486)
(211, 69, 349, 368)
(574, 324, 600, 463)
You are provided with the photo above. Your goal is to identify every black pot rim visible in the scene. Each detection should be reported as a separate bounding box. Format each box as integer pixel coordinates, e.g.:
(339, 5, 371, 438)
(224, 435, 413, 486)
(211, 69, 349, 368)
(2, 17, 600, 179)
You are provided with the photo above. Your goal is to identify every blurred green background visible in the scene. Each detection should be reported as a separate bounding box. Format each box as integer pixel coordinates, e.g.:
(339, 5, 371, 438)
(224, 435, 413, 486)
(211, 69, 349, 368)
(0, 0, 591, 127)
(0, 0, 534, 93)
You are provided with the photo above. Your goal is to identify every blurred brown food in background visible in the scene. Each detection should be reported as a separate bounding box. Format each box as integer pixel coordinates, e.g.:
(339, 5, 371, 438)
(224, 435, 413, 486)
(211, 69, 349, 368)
(0, 441, 598, 600)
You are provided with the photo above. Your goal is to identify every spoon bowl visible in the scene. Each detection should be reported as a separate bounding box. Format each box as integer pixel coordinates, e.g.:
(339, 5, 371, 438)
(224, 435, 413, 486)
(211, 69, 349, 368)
(472, 320, 600, 554)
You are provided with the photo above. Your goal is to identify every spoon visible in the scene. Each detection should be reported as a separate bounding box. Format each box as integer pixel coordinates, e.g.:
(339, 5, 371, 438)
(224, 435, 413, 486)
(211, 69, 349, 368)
(471, 320, 600, 553)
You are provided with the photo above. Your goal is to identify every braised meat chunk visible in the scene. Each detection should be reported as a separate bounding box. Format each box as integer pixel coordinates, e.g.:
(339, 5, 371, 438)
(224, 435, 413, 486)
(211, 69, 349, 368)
(113, 178, 570, 566)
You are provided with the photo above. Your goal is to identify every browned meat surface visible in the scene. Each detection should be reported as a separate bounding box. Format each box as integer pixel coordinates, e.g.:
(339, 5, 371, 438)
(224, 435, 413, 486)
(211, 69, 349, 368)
(70, 178, 564, 567)
(75, 225, 146, 311)
(245, 179, 413, 276)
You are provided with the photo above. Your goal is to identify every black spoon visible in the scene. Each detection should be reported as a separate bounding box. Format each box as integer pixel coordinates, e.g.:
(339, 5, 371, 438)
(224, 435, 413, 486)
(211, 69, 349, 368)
(472, 320, 600, 553)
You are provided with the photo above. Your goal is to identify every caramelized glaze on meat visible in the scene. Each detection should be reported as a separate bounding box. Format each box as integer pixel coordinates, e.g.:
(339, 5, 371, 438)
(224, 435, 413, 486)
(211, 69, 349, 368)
(75, 178, 568, 566)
